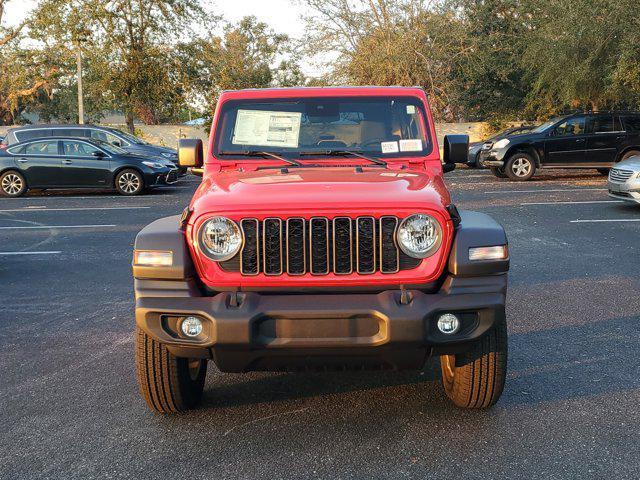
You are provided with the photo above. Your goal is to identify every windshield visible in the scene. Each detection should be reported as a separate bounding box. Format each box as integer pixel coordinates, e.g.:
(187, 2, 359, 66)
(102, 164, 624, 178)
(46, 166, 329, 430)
(92, 139, 127, 155)
(215, 96, 431, 158)
(114, 130, 148, 145)
(532, 117, 564, 133)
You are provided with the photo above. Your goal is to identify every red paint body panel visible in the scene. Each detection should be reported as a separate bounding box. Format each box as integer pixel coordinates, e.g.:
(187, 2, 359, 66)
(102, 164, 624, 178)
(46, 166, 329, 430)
(186, 86, 451, 289)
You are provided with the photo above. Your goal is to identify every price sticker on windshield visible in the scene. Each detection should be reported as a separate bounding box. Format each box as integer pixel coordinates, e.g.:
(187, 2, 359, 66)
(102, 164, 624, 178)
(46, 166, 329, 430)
(381, 141, 399, 154)
(399, 139, 423, 152)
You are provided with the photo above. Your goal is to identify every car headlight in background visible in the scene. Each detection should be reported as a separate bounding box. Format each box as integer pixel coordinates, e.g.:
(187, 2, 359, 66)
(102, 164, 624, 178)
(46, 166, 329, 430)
(493, 138, 510, 149)
(397, 214, 442, 258)
(198, 216, 243, 261)
(142, 160, 166, 169)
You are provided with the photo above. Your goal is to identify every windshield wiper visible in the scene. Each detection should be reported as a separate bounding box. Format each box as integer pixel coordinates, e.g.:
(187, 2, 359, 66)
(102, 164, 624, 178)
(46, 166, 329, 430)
(218, 150, 302, 166)
(299, 149, 387, 167)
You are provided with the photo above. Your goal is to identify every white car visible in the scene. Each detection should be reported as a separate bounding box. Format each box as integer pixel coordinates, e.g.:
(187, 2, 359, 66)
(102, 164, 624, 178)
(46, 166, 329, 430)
(608, 156, 640, 204)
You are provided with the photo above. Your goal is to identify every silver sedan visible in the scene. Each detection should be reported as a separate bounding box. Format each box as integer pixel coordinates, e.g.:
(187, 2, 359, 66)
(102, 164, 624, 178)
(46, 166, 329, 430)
(608, 156, 640, 204)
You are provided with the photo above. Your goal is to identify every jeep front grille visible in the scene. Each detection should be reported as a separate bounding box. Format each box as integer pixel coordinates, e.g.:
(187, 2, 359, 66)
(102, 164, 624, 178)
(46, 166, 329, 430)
(223, 216, 420, 276)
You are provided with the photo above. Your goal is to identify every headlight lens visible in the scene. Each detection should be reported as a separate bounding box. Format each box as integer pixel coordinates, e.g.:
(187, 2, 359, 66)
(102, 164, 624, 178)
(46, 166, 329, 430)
(397, 214, 442, 258)
(198, 217, 242, 261)
(493, 138, 510, 149)
(142, 160, 165, 169)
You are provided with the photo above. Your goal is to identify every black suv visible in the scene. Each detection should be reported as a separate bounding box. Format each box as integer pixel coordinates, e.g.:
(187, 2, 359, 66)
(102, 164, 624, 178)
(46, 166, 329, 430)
(480, 112, 640, 180)
(1, 124, 182, 172)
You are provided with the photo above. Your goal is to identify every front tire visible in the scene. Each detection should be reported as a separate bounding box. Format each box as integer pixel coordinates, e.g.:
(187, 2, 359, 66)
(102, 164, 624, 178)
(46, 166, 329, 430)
(621, 150, 640, 161)
(0, 170, 28, 197)
(115, 169, 144, 195)
(135, 327, 207, 413)
(440, 316, 508, 409)
(505, 153, 536, 181)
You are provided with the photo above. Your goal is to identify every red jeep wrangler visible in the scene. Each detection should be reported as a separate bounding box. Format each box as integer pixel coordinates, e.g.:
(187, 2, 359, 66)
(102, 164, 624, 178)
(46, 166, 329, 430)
(132, 87, 509, 413)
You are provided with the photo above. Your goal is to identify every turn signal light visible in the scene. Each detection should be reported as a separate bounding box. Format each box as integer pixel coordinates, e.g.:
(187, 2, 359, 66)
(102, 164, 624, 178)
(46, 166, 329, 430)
(133, 250, 173, 267)
(468, 245, 508, 261)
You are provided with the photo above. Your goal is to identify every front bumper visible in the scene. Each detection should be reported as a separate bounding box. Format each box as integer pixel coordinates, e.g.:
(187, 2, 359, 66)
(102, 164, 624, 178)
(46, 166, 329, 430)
(479, 149, 507, 168)
(608, 177, 640, 204)
(135, 274, 507, 372)
(147, 168, 180, 186)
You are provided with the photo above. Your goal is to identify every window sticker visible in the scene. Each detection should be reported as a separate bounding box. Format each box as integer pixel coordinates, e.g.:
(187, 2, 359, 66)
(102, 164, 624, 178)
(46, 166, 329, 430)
(381, 141, 399, 154)
(406, 105, 416, 114)
(233, 110, 302, 148)
(399, 139, 422, 152)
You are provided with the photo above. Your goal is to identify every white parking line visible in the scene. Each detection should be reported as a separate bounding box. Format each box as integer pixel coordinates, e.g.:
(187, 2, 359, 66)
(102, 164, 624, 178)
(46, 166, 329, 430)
(0, 251, 62, 255)
(0, 224, 116, 230)
(485, 188, 608, 194)
(522, 200, 624, 206)
(0, 206, 150, 213)
(571, 219, 640, 223)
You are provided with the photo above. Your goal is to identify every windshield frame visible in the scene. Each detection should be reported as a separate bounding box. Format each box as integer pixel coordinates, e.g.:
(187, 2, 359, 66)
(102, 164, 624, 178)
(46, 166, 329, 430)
(212, 95, 433, 161)
(91, 138, 127, 155)
(531, 117, 566, 134)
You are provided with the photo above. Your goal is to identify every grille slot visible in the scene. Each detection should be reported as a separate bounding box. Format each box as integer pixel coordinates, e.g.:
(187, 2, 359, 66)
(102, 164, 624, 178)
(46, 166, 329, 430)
(379, 216, 399, 273)
(333, 217, 353, 274)
(286, 218, 306, 275)
(263, 218, 283, 275)
(310, 218, 330, 275)
(609, 168, 634, 183)
(356, 217, 376, 274)
(237, 216, 419, 276)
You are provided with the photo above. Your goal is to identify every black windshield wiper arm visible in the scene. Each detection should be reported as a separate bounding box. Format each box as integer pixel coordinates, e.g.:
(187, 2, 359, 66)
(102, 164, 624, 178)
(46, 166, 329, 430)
(218, 150, 302, 166)
(299, 149, 387, 167)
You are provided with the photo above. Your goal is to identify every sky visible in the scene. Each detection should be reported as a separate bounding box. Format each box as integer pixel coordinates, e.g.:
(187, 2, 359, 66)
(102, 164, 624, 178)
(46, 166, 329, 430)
(3, 0, 320, 74)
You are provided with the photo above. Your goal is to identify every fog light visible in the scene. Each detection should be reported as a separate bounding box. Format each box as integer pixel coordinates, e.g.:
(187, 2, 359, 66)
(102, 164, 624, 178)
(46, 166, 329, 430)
(437, 313, 460, 334)
(181, 316, 203, 337)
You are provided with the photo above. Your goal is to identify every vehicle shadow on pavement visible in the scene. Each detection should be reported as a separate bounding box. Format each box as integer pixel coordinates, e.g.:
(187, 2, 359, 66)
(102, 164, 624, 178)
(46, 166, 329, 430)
(196, 314, 639, 412)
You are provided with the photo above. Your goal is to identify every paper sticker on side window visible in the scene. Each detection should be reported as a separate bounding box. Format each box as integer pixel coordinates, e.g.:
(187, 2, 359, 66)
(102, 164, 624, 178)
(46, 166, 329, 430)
(233, 110, 302, 148)
(399, 139, 422, 152)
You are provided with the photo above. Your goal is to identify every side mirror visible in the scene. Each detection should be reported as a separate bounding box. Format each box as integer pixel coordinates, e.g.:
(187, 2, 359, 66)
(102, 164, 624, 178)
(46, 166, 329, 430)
(92, 150, 105, 158)
(442, 134, 469, 172)
(112, 140, 122, 147)
(178, 138, 203, 168)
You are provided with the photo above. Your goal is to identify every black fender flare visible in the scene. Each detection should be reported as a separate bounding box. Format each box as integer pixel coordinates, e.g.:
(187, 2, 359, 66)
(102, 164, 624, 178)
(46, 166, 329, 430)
(448, 210, 509, 277)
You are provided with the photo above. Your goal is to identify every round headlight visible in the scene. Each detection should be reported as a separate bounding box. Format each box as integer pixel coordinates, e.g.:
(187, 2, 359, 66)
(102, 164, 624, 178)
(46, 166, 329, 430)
(397, 214, 442, 258)
(198, 216, 242, 261)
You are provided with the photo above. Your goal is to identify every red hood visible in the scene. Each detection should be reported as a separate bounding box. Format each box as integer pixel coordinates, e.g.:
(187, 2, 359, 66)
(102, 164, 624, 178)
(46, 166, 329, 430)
(190, 166, 451, 217)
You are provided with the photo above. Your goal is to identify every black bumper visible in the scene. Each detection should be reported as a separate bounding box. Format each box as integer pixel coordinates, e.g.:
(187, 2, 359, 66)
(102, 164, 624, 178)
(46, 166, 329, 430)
(135, 275, 507, 372)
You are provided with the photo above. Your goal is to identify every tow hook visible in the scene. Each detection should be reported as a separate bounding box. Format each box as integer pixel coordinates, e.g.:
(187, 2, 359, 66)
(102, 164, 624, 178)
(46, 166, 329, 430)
(399, 285, 413, 305)
(228, 291, 245, 308)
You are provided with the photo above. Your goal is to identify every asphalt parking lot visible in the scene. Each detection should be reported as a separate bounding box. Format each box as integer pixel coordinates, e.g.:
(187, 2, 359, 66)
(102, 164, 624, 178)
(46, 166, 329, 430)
(1, 169, 639, 479)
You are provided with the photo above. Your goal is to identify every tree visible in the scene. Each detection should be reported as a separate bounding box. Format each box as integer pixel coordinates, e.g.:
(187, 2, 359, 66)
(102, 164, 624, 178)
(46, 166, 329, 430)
(178, 16, 304, 122)
(302, 0, 471, 121)
(31, 0, 209, 131)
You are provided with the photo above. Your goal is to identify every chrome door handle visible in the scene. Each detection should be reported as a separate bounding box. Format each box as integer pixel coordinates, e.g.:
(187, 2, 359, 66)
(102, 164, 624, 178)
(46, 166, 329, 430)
(62, 159, 73, 164)
(17, 158, 28, 163)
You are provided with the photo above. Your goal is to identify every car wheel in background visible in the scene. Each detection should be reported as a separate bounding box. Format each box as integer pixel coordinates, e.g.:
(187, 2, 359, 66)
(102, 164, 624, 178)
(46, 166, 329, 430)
(597, 168, 610, 176)
(135, 328, 207, 413)
(0, 170, 28, 197)
(505, 153, 536, 181)
(440, 315, 508, 409)
(489, 166, 508, 178)
(621, 150, 640, 161)
(115, 169, 144, 195)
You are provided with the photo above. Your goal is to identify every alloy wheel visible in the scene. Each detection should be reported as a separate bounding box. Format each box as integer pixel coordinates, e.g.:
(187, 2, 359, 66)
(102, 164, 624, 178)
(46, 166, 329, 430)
(118, 172, 141, 194)
(511, 157, 532, 177)
(2, 173, 23, 195)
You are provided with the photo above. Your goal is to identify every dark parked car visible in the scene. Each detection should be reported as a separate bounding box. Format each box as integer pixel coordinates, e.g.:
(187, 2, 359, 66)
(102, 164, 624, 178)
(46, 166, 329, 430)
(0, 124, 183, 172)
(466, 125, 534, 168)
(0, 137, 179, 197)
(480, 112, 640, 180)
